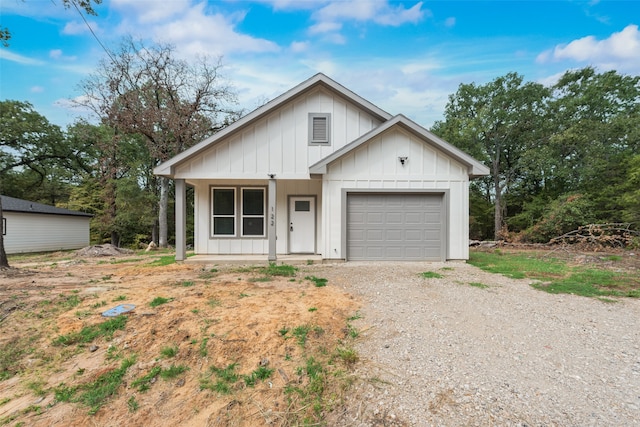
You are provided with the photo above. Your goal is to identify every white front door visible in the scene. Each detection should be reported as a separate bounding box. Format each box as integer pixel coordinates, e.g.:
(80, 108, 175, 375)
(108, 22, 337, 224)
(289, 196, 315, 253)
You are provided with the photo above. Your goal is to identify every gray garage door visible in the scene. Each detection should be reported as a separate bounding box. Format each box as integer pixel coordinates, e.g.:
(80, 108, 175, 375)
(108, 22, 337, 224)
(347, 193, 444, 261)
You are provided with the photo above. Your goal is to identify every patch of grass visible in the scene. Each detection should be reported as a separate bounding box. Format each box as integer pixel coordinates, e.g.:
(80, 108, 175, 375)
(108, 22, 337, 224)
(175, 280, 195, 287)
(77, 356, 136, 414)
(279, 326, 290, 337)
(52, 315, 128, 346)
(159, 364, 188, 380)
(131, 366, 162, 392)
(243, 366, 274, 387)
(75, 310, 93, 319)
(305, 276, 328, 287)
(469, 282, 489, 289)
(469, 251, 566, 280)
(200, 363, 238, 395)
(147, 255, 176, 267)
(127, 396, 139, 412)
(199, 337, 209, 357)
(160, 345, 178, 358)
(420, 271, 443, 279)
(112, 295, 127, 302)
(334, 346, 359, 365)
(0, 397, 10, 406)
(26, 379, 47, 396)
(238, 293, 250, 298)
(470, 250, 640, 298)
(308, 307, 317, 312)
(265, 263, 298, 277)
(292, 324, 311, 347)
(91, 301, 107, 309)
(59, 293, 82, 309)
(149, 297, 172, 307)
(249, 276, 272, 282)
(207, 298, 221, 308)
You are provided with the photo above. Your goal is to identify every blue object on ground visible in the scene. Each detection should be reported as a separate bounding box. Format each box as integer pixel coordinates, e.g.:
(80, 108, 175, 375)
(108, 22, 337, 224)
(102, 304, 136, 317)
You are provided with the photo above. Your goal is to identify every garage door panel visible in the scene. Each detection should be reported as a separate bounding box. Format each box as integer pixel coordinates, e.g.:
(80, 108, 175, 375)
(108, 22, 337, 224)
(347, 193, 444, 261)
(366, 229, 384, 241)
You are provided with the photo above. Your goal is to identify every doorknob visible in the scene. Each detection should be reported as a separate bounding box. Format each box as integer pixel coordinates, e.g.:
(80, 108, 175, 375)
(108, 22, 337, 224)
(290, 222, 293, 232)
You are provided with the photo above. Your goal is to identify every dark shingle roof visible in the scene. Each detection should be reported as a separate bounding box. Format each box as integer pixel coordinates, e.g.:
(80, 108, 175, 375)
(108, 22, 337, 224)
(1, 195, 93, 217)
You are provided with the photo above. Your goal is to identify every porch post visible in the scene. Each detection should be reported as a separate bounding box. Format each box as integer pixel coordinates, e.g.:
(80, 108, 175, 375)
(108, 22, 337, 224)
(268, 176, 277, 262)
(175, 179, 187, 261)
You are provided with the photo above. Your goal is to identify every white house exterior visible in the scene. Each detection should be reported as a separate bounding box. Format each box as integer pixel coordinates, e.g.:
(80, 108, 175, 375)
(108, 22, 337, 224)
(1, 195, 92, 254)
(154, 74, 489, 262)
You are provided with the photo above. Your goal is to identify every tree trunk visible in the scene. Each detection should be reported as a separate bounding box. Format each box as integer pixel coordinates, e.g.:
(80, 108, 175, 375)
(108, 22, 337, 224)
(493, 166, 504, 241)
(0, 197, 9, 269)
(158, 176, 169, 248)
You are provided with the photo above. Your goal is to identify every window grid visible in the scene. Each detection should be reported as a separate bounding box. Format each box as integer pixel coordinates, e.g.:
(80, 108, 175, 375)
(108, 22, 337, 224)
(211, 186, 267, 239)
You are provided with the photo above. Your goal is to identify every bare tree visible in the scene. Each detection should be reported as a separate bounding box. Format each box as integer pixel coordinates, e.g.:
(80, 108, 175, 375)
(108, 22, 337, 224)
(77, 37, 240, 247)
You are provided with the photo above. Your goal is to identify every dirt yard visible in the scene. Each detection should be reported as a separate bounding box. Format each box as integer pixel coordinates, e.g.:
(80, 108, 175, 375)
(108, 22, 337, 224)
(0, 248, 360, 426)
(1, 245, 638, 426)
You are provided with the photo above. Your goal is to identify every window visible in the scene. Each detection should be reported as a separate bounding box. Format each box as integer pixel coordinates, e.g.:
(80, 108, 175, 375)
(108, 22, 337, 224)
(212, 188, 235, 236)
(211, 187, 266, 238)
(309, 113, 331, 144)
(242, 188, 265, 236)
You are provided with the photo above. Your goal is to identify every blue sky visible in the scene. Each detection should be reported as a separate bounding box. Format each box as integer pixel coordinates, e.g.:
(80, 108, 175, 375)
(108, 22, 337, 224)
(1, 0, 639, 129)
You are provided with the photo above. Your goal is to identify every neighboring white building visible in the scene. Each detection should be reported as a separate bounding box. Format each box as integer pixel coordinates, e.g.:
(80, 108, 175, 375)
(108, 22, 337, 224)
(154, 74, 489, 262)
(1, 195, 92, 254)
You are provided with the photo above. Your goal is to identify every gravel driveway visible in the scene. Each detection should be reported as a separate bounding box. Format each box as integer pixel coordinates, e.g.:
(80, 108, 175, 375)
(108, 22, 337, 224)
(309, 261, 640, 426)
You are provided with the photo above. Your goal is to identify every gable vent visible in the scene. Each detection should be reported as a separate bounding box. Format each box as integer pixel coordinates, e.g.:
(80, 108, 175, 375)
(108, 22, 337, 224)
(309, 113, 331, 144)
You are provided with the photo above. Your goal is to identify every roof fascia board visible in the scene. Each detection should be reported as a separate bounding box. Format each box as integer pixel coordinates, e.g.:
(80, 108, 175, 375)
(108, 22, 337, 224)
(153, 73, 392, 177)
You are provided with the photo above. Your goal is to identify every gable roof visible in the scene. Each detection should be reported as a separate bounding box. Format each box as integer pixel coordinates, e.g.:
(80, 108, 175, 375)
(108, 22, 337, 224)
(1, 195, 93, 217)
(309, 114, 490, 178)
(154, 73, 393, 177)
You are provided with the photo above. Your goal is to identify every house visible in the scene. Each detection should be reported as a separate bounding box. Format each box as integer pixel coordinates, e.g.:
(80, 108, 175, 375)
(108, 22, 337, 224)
(154, 74, 489, 262)
(1, 195, 92, 254)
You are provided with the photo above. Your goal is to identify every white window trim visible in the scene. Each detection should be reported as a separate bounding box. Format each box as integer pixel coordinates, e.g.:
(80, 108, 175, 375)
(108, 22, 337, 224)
(210, 186, 267, 239)
(308, 113, 331, 145)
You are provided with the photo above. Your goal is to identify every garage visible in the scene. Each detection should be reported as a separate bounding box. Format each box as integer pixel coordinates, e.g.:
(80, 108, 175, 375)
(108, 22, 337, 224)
(347, 193, 445, 261)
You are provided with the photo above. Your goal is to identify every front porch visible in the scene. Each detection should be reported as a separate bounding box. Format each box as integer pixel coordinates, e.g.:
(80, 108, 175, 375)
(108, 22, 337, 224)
(183, 254, 326, 265)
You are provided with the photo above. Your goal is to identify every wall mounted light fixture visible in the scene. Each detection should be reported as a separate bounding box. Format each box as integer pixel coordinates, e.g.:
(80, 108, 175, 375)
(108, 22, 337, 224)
(398, 156, 408, 166)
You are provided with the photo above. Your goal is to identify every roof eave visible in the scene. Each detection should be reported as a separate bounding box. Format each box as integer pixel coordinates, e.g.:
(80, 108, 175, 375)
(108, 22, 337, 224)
(154, 73, 393, 178)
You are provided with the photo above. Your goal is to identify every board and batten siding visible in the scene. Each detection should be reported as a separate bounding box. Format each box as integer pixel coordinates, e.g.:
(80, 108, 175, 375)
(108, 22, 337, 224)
(320, 127, 470, 260)
(3, 212, 90, 254)
(173, 87, 383, 181)
(190, 179, 322, 255)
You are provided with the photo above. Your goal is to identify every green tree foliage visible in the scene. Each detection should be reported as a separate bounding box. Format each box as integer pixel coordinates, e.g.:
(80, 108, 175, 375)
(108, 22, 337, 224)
(432, 73, 550, 240)
(433, 67, 640, 242)
(76, 37, 241, 247)
(0, 100, 91, 267)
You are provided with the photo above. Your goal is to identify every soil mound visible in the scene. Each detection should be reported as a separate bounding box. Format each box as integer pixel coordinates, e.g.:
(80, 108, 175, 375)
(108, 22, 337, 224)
(75, 244, 134, 257)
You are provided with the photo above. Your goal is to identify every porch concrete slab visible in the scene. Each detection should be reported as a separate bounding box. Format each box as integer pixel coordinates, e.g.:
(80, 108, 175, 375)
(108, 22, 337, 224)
(183, 254, 326, 265)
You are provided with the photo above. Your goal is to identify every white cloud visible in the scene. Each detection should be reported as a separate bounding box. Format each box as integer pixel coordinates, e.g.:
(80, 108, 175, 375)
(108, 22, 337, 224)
(31, 86, 45, 93)
(109, 1, 279, 58)
(444, 17, 456, 28)
(313, 1, 424, 26)
(110, 0, 191, 23)
(290, 41, 310, 53)
(155, 5, 279, 56)
(49, 49, 78, 62)
(306, 1, 426, 44)
(537, 25, 640, 72)
(0, 50, 45, 65)
(62, 20, 99, 35)
(309, 21, 343, 35)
